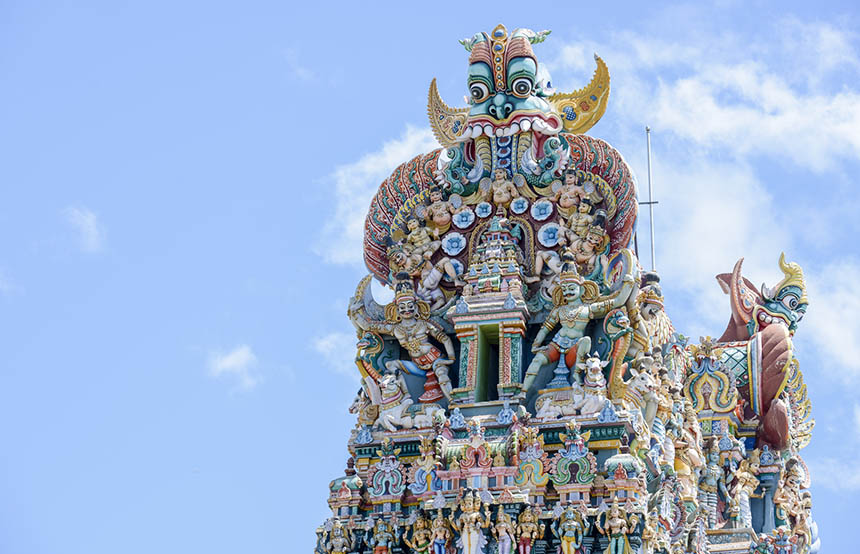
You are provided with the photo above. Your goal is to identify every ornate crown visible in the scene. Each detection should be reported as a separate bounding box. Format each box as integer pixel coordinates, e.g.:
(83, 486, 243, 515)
(393, 272, 416, 303)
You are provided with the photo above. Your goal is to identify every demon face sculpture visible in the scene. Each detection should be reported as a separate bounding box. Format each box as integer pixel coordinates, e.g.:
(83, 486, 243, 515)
(717, 253, 808, 342)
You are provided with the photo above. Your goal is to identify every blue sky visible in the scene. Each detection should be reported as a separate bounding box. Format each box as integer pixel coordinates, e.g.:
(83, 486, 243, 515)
(1, 1, 859, 553)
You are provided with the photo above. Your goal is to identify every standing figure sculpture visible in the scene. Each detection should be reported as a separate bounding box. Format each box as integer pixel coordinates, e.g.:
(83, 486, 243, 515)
(552, 504, 586, 554)
(351, 275, 455, 403)
(596, 499, 633, 554)
(448, 490, 491, 554)
(515, 506, 545, 554)
(404, 513, 433, 554)
(324, 519, 354, 554)
(492, 505, 515, 554)
(368, 517, 399, 554)
(430, 509, 452, 554)
(731, 450, 761, 529)
(521, 259, 635, 394)
(698, 441, 728, 529)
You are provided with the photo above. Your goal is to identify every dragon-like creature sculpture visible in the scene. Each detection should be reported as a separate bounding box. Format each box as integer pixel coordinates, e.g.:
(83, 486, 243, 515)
(715, 253, 812, 450)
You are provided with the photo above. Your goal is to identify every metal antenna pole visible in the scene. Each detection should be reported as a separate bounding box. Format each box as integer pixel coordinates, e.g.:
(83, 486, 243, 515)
(646, 126, 656, 271)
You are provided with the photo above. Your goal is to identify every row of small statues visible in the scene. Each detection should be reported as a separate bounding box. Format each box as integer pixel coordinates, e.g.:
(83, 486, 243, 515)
(387, 168, 612, 301)
(320, 496, 644, 554)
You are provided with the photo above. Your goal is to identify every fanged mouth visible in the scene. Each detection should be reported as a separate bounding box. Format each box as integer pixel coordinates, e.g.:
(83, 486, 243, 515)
(459, 113, 563, 140)
(757, 310, 793, 333)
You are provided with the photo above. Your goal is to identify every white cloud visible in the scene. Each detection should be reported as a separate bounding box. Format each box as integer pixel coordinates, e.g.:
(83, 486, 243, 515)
(801, 261, 860, 380)
(805, 403, 860, 491)
(807, 455, 860, 492)
(549, 19, 860, 172)
(316, 125, 438, 266)
(208, 344, 261, 391)
(312, 331, 360, 382)
(63, 205, 105, 253)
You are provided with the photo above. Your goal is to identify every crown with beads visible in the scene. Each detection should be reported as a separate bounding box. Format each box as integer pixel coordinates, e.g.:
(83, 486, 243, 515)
(393, 272, 416, 303)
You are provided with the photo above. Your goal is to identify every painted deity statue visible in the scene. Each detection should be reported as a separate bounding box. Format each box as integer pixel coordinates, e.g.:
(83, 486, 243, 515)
(515, 506, 545, 554)
(521, 260, 635, 394)
(368, 517, 399, 554)
(731, 450, 761, 529)
(448, 490, 491, 554)
(425, 185, 459, 235)
(674, 401, 705, 499)
(404, 217, 441, 259)
(403, 513, 433, 554)
(564, 200, 595, 240)
(351, 276, 455, 403)
(698, 441, 728, 529)
(492, 505, 515, 554)
(552, 504, 586, 554)
(388, 243, 464, 310)
(596, 499, 633, 554)
(568, 224, 609, 280)
(773, 459, 805, 532)
(553, 169, 585, 219)
(483, 168, 522, 209)
(430, 509, 452, 554)
(325, 519, 354, 554)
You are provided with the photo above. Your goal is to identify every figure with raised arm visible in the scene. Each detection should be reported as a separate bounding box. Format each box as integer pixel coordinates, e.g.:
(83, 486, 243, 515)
(521, 258, 635, 394)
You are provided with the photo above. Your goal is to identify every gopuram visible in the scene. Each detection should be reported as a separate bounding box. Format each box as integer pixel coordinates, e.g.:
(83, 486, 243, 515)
(314, 25, 819, 554)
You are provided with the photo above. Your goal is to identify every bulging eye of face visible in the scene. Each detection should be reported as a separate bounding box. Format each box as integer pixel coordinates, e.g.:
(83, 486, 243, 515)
(511, 77, 534, 97)
(781, 295, 799, 310)
(470, 82, 489, 103)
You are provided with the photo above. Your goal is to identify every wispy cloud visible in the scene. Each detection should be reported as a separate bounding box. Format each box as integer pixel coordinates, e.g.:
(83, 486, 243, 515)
(312, 331, 360, 382)
(550, 18, 860, 172)
(208, 345, 261, 391)
(802, 261, 860, 380)
(315, 125, 438, 266)
(284, 48, 316, 82)
(63, 205, 105, 253)
(0, 269, 14, 296)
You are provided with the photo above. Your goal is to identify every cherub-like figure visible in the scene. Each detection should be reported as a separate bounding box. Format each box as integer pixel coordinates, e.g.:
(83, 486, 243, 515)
(596, 499, 633, 554)
(565, 199, 595, 239)
(521, 260, 635, 394)
(448, 490, 491, 554)
(404, 217, 441, 259)
(388, 243, 464, 310)
(551, 504, 586, 554)
(492, 505, 515, 554)
(403, 513, 433, 554)
(430, 509, 452, 554)
(553, 169, 585, 219)
(324, 519, 354, 554)
(515, 506, 545, 554)
(352, 276, 455, 403)
(568, 224, 609, 279)
(483, 168, 522, 209)
(425, 185, 459, 235)
(367, 516, 399, 554)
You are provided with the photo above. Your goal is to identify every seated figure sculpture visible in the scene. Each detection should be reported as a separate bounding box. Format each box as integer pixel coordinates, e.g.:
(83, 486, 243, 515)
(483, 168, 522, 209)
(521, 259, 635, 395)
